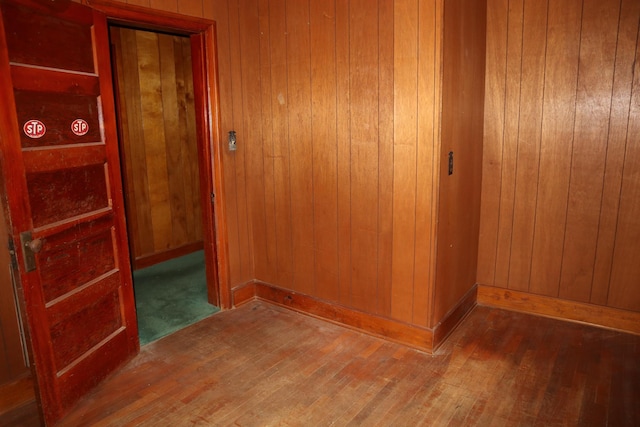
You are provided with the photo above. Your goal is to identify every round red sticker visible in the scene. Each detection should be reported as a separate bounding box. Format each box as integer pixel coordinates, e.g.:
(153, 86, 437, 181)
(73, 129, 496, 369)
(23, 120, 46, 139)
(71, 119, 89, 136)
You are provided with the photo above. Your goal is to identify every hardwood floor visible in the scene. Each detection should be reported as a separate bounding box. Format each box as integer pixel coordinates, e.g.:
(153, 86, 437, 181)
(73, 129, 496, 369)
(6, 301, 640, 426)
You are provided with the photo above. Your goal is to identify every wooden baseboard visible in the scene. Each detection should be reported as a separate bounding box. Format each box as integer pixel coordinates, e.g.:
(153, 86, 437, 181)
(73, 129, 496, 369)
(433, 285, 477, 348)
(0, 374, 34, 416)
(231, 282, 256, 307)
(244, 282, 433, 353)
(477, 285, 640, 336)
(133, 242, 204, 270)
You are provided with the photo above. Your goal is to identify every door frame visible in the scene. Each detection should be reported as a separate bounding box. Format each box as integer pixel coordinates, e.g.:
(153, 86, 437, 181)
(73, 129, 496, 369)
(86, 0, 231, 309)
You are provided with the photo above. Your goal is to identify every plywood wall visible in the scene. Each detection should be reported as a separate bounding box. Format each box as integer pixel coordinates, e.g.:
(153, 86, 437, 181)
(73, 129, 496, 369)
(479, 0, 640, 313)
(110, 27, 203, 266)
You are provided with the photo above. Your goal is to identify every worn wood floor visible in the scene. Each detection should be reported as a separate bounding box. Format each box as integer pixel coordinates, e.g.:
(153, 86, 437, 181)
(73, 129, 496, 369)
(7, 301, 640, 426)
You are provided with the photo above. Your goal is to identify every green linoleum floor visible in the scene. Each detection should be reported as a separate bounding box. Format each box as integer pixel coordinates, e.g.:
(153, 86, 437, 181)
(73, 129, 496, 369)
(133, 250, 219, 345)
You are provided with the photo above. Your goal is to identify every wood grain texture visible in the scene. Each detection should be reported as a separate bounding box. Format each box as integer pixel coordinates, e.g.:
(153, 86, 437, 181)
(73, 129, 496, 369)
(508, 0, 547, 292)
(349, 0, 379, 314)
(608, 27, 640, 311)
(434, 0, 486, 324)
(0, 3, 139, 422)
(111, 27, 203, 265)
(254, 282, 435, 353)
(102, 1, 487, 333)
(478, 285, 640, 336)
(480, 0, 640, 314)
(227, 0, 254, 287)
(377, 0, 394, 318)
(477, 0, 508, 287)
(267, 0, 294, 289)
(391, 0, 419, 324)
(0, 375, 34, 416)
(493, 0, 523, 287)
(286, 0, 315, 297)
(335, 0, 351, 307)
(529, 0, 582, 297)
(560, 0, 620, 303)
(310, 0, 339, 304)
(203, 0, 249, 288)
(239, 0, 268, 286)
(56, 301, 640, 426)
(592, 0, 640, 306)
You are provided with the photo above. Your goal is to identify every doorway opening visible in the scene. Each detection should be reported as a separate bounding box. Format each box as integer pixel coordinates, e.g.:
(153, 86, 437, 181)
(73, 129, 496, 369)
(109, 25, 219, 345)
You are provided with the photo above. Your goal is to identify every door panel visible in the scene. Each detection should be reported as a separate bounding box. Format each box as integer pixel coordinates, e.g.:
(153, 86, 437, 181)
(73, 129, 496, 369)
(0, 0, 138, 424)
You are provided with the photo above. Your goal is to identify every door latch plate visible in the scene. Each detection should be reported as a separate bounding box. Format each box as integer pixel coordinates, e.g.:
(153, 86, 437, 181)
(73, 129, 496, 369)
(20, 231, 37, 272)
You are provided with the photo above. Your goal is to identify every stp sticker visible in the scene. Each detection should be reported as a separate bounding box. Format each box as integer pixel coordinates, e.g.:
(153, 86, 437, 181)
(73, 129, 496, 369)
(23, 120, 46, 139)
(71, 118, 89, 136)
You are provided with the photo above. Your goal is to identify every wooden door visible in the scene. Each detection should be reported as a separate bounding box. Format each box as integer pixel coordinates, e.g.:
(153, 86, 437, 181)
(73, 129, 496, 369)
(0, 0, 138, 424)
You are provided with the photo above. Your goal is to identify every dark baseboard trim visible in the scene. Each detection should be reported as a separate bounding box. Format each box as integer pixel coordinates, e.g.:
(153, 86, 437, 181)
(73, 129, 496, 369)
(133, 241, 204, 270)
(432, 285, 478, 349)
(477, 284, 640, 336)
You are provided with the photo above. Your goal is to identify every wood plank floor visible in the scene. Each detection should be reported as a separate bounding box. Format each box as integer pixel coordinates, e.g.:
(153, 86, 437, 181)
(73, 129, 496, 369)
(7, 301, 640, 426)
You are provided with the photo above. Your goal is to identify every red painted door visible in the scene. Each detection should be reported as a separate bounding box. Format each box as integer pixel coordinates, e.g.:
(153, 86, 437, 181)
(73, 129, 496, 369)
(0, 0, 138, 424)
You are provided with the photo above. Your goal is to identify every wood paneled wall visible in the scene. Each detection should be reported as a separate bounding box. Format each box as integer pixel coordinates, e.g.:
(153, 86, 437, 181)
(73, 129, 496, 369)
(110, 26, 203, 266)
(479, 0, 640, 313)
(242, 0, 450, 328)
(104, 0, 489, 329)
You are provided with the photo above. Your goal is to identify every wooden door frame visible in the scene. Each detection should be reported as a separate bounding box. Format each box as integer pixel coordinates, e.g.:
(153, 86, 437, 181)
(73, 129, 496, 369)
(86, 0, 231, 310)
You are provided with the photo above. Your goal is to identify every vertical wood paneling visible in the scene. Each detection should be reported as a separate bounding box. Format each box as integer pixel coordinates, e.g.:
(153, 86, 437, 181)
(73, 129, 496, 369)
(238, 0, 267, 283)
(286, 0, 315, 295)
(591, 0, 640, 306)
(177, 0, 203, 17)
(350, 0, 379, 313)
(203, 0, 237, 279)
(559, 0, 620, 302)
(227, 0, 254, 285)
(608, 37, 640, 311)
(377, 0, 394, 317)
(477, 0, 508, 286)
(481, 0, 640, 314)
(116, 27, 153, 257)
(335, 0, 352, 306)
(106, 0, 491, 326)
(310, 0, 339, 302)
(258, 0, 278, 285)
(180, 39, 202, 240)
(112, 28, 202, 262)
(493, 0, 523, 287)
(434, 0, 485, 324)
(137, 30, 173, 252)
(528, 0, 582, 297)
(148, 0, 177, 13)
(159, 35, 187, 247)
(268, 0, 294, 289)
(508, 0, 547, 292)
(412, 0, 439, 326)
(391, 0, 418, 324)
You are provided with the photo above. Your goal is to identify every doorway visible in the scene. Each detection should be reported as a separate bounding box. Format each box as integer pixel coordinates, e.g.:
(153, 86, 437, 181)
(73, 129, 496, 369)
(109, 25, 219, 344)
(0, 1, 228, 423)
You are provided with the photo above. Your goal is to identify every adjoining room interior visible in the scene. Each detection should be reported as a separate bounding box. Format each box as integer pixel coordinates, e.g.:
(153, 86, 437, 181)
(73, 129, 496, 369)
(109, 25, 218, 345)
